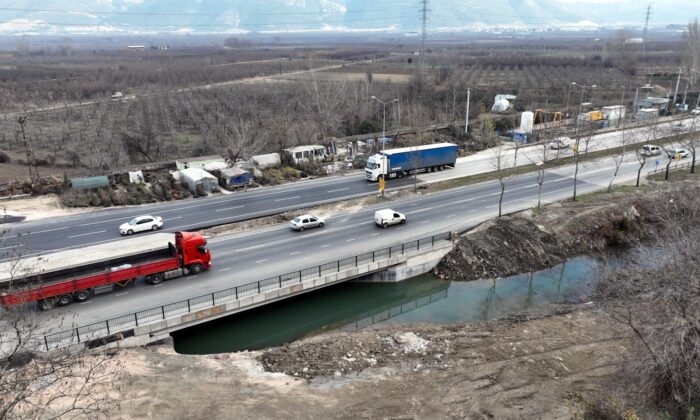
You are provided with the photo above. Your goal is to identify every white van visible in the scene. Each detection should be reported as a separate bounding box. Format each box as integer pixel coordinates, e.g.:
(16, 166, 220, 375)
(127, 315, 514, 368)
(374, 209, 406, 228)
(641, 144, 661, 156)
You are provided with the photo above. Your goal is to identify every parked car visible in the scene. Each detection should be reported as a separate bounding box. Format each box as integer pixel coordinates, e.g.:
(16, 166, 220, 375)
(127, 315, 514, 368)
(289, 214, 325, 231)
(119, 215, 163, 235)
(641, 144, 661, 156)
(667, 148, 689, 159)
(548, 138, 570, 150)
(672, 123, 690, 132)
(374, 209, 406, 228)
(691, 108, 700, 115)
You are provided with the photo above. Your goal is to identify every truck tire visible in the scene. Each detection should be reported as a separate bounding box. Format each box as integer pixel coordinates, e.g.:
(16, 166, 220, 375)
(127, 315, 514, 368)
(427, 166, 432, 172)
(439, 165, 445, 171)
(74, 290, 91, 302)
(57, 294, 73, 306)
(189, 263, 204, 275)
(38, 298, 56, 311)
(148, 274, 164, 285)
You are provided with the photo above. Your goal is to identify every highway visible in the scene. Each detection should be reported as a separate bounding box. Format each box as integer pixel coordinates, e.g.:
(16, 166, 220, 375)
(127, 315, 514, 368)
(35, 153, 648, 333)
(2, 116, 693, 258)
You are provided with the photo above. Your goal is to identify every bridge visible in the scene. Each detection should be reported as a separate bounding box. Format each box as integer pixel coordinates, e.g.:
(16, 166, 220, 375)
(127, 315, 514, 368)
(42, 232, 454, 351)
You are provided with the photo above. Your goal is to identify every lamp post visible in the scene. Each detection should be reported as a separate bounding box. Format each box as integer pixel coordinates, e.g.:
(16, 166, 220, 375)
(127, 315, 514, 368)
(464, 88, 471, 135)
(371, 96, 399, 151)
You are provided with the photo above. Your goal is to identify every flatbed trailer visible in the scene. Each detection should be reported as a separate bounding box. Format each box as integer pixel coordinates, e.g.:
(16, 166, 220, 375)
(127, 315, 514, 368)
(0, 231, 211, 310)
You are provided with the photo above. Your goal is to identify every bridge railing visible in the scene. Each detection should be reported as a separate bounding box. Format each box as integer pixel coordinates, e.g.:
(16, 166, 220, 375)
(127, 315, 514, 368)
(43, 231, 453, 351)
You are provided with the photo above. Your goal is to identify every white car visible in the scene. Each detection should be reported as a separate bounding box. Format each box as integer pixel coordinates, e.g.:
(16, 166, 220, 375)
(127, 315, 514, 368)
(119, 215, 163, 235)
(289, 214, 325, 231)
(691, 108, 700, 115)
(374, 209, 406, 228)
(667, 148, 689, 159)
(548, 139, 570, 150)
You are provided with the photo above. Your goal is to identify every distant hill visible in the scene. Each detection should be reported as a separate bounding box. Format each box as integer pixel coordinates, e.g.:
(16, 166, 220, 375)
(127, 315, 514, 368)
(1, 0, 697, 34)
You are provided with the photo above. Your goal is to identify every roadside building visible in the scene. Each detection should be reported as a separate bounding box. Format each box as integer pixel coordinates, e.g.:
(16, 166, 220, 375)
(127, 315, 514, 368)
(283, 145, 326, 165)
(175, 155, 226, 171)
(179, 168, 218, 194)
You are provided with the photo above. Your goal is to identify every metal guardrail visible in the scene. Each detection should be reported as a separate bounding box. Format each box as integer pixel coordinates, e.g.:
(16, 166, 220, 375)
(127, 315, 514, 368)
(43, 231, 453, 351)
(647, 160, 694, 176)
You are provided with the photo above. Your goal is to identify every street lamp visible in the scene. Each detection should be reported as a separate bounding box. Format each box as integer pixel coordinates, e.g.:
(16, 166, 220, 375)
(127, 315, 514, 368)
(371, 96, 399, 151)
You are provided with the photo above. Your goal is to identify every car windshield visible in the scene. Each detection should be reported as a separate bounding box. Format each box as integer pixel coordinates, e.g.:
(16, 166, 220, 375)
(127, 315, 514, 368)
(292, 217, 301, 223)
(128, 218, 139, 225)
(366, 161, 377, 170)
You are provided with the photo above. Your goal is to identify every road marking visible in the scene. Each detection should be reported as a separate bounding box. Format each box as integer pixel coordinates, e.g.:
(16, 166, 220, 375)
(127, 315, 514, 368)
(321, 244, 330, 248)
(290, 251, 301, 255)
(327, 187, 350, 193)
(163, 216, 182, 221)
(446, 214, 456, 218)
(68, 230, 106, 238)
(346, 238, 356, 242)
(411, 207, 433, 214)
(237, 244, 265, 252)
(29, 226, 71, 234)
(371, 233, 380, 236)
(468, 209, 477, 213)
(274, 196, 301, 202)
(255, 259, 267, 263)
(215, 205, 245, 213)
(115, 292, 128, 297)
(420, 220, 431, 224)
(79, 300, 93, 305)
(219, 267, 231, 272)
(154, 284, 164, 287)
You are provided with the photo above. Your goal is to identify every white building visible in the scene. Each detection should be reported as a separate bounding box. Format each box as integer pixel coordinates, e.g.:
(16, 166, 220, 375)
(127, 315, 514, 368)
(283, 145, 326, 165)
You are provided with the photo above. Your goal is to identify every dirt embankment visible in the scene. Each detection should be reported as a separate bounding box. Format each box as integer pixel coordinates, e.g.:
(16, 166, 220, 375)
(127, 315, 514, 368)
(435, 180, 698, 281)
(106, 307, 630, 419)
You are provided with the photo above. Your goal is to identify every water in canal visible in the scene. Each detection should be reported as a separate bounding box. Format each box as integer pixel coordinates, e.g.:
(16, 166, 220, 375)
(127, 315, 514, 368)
(173, 256, 598, 354)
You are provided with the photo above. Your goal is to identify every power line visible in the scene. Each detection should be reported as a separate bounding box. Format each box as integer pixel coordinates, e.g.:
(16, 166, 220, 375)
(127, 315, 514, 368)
(642, 3, 652, 52)
(0, 6, 396, 17)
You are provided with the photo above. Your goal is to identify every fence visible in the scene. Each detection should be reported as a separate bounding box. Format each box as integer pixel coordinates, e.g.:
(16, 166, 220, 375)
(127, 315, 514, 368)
(647, 160, 694, 177)
(43, 231, 453, 351)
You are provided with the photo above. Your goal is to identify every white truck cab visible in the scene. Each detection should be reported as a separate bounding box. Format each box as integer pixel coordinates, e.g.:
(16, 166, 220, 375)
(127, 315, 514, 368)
(365, 154, 387, 181)
(374, 209, 406, 228)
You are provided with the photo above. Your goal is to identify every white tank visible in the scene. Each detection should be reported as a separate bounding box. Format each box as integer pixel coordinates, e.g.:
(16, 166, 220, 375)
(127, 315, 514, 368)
(491, 98, 510, 113)
(520, 111, 534, 133)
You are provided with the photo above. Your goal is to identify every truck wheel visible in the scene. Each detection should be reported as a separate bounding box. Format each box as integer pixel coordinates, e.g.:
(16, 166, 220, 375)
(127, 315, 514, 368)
(74, 290, 91, 302)
(148, 274, 164, 285)
(427, 167, 432, 172)
(190, 263, 204, 275)
(38, 298, 56, 311)
(439, 165, 445, 171)
(57, 294, 73, 306)
(127, 229, 134, 235)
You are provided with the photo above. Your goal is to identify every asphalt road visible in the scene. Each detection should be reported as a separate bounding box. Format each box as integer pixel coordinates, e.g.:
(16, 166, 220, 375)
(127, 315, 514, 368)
(36, 154, 647, 332)
(2, 116, 694, 260)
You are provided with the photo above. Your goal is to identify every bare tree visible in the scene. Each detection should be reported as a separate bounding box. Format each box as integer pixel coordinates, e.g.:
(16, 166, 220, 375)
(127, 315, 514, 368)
(491, 142, 517, 217)
(594, 187, 700, 414)
(0, 230, 119, 419)
(607, 114, 630, 192)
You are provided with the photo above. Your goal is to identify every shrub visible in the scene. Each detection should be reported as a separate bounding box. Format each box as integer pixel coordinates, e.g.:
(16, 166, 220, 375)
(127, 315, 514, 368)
(0, 150, 10, 163)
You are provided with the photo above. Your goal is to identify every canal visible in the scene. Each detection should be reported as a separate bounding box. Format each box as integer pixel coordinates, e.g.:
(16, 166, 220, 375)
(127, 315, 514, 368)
(173, 256, 598, 354)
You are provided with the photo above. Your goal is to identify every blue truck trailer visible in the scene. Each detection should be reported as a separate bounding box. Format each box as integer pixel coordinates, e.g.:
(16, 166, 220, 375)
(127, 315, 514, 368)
(364, 143, 458, 181)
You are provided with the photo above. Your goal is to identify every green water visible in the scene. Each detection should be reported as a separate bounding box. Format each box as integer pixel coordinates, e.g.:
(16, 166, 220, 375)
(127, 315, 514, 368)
(173, 256, 597, 355)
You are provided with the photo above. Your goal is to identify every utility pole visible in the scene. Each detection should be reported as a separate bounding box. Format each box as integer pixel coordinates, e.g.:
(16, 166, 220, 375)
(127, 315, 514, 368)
(642, 3, 651, 53)
(673, 67, 682, 106)
(419, 0, 430, 72)
(17, 116, 38, 181)
(464, 88, 471, 135)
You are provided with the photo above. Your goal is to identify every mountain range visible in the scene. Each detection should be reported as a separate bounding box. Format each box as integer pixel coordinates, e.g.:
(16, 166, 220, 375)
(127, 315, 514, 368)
(1, 0, 698, 35)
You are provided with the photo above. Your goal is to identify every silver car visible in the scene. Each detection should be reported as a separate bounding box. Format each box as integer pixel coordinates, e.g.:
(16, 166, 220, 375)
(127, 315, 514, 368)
(289, 215, 325, 231)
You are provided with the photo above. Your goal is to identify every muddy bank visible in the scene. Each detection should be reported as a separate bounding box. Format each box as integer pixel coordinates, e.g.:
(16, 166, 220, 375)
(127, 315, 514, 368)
(435, 180, 698, 281)
(106, 307, 630, 419)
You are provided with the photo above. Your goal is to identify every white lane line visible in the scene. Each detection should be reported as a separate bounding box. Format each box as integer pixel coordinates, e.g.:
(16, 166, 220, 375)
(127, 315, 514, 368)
(274, 196, 301, 202)
(255, 259, 268, 263)
(468, 209, 478, 213)
(237, 244, 265, 252)
(154, 284, 164, 288)
(79, 300, 93, 305)
(321, 244, 330, 248)
(327, 187, 350, 193)
(115, 292, 128, 297)
(290, 251, 301, 255)
(29, 226, 71, 234)
(446, 214, 456, 218)
(420, 220, 431, 224)
(346, 238, 356, 242)
(411, 207, 433, 214)
(68, 230, 106, 238)
(371, 233, 380, 236)
(164, 216, 182, 221)
(219, 267, 231, 272)
(215, 205, 245, 213)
